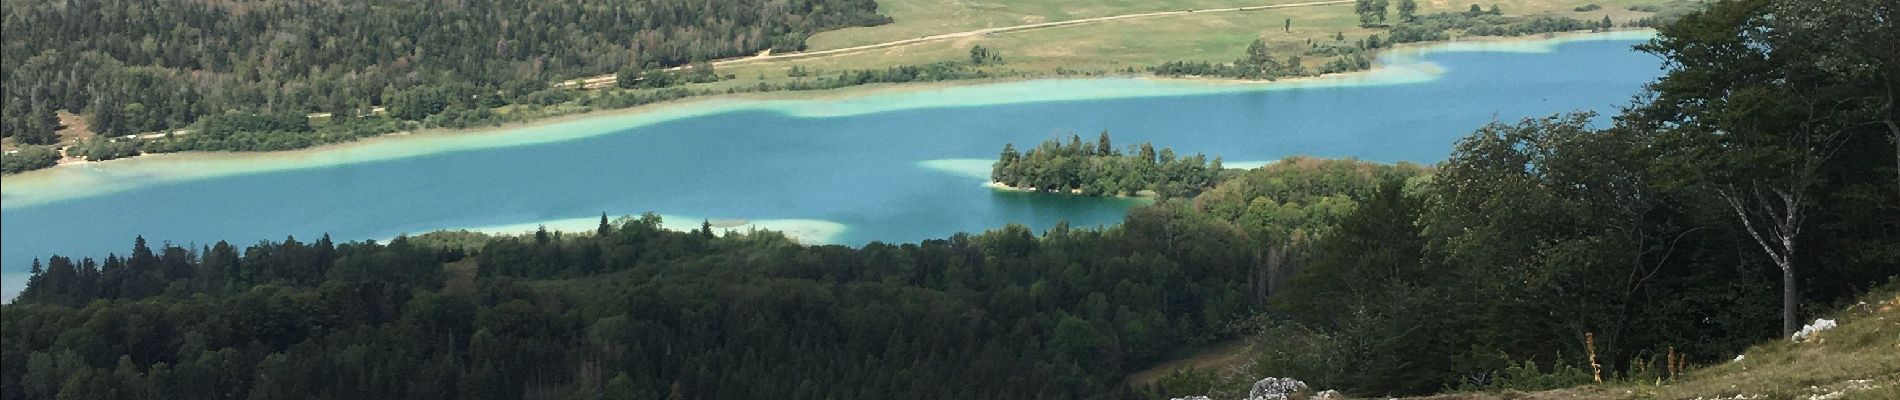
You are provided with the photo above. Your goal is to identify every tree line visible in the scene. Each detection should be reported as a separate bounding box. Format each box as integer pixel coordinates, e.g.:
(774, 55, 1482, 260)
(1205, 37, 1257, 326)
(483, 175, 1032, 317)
(992, 132, 1226, 198)
(2, 203, 1272, 399)
(1150, 39, 1311, 80)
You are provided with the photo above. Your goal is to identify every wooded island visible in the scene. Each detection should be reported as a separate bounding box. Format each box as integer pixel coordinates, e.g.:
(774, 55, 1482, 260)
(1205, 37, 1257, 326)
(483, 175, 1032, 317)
(991, 132, 1224, 198)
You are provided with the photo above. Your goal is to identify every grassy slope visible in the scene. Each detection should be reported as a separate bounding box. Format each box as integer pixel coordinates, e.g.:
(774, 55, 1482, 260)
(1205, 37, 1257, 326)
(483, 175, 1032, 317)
(1408, 286, 1900, 400)
(1122, 282, 1897, 399)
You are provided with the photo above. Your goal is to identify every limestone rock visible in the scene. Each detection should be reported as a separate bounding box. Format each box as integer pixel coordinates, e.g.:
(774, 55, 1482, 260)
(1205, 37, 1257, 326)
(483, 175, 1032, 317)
(1248, 377, 1309, 400)
(1792, 318, 1838, 342)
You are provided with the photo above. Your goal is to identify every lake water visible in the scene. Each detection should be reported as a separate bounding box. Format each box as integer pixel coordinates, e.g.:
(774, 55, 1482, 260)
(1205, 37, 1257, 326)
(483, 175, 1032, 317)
(0, 32, 1664, 299)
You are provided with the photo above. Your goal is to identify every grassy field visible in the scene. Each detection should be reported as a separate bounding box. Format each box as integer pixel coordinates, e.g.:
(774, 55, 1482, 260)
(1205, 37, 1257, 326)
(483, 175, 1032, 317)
(686, 0, 1693, 94)
(802, 0, 1332, 50)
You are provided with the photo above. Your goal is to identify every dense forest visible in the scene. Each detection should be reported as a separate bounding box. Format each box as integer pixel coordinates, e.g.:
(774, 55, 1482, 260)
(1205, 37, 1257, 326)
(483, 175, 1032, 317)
(0, 0, 891, 145)
(2, 0, 1896, 399)
(992, 132, 1226, 198)
(0, 155, 1433, 399)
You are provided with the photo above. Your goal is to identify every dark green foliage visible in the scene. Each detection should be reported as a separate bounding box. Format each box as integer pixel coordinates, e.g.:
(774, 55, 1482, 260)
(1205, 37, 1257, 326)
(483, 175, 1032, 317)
(1, 145, 59, 174)
(991, 132, 1224, 197)
(1575, 4, 1603, 12)
(71, 136, 141, 162)
(1356, 0, 1391, 27)
(1256, 115, 1786, 395)
(1386, 10, 1608, 45)
(0, 89, 61, 144)
(970, 45, 1003, 65)
(520, 88, 578, 107)
(623, 67, 661, 88)
(1240, 2, 1894, 396)
(1234, 3, 1900, 380)
(1149, 39, 1307, 79)
(2, 206, 1265, 400)
(818, 62, 997, 86)
(1631, 0, 1900, 335)
(171, 112, 314, 152)
(1316, 54, 1373, 74)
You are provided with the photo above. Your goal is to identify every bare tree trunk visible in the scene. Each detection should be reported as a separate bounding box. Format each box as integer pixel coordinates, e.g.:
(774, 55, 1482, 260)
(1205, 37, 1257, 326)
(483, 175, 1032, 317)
(1888, 120, 1899, 197)
(1722, 188, 1806, 337)
(1885, 82, 1898, 197)
(1783, 267, 1799, 335)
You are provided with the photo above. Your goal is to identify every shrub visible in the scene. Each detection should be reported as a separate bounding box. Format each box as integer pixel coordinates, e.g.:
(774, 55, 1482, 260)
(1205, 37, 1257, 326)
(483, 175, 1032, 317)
(1, 145, 60, 174)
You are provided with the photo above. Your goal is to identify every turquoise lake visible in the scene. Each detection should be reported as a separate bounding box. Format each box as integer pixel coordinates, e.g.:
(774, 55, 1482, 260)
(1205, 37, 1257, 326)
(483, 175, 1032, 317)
(0, 34, 1664, 299)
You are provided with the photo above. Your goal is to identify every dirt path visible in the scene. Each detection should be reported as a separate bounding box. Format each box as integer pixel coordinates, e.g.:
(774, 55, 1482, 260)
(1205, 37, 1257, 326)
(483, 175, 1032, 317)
(561, 0, 1354, 88)
(1127, 339, 1257, 387)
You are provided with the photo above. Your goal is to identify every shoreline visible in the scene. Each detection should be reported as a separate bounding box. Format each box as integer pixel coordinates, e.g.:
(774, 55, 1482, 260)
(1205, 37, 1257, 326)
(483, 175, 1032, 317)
(986, 181, 1160, 199)
(1, 29, 1654, 209)
(417, 214, 849, 245)
(1142, 28, 1655, 84)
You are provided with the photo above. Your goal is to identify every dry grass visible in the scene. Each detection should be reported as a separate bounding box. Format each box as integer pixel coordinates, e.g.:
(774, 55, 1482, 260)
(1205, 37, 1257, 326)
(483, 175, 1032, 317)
(1399, 288, 1900, 400)
(1630, 291, 1900, 400)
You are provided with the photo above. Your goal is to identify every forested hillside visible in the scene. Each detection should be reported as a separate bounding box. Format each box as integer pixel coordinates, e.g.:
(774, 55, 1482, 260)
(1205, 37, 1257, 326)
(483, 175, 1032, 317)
(0, 0, 890, 142)
(0, 151, 1429, 399)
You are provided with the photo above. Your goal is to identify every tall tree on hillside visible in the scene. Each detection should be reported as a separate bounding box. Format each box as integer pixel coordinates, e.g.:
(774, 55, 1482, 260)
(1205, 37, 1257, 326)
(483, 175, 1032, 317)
(1635, 0, 1887, 335)
(1398, 0, 1419, 22)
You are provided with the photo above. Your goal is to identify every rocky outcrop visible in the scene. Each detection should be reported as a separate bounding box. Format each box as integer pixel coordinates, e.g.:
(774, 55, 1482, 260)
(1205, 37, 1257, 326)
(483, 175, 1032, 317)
(1247, 377, 1309, 400)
